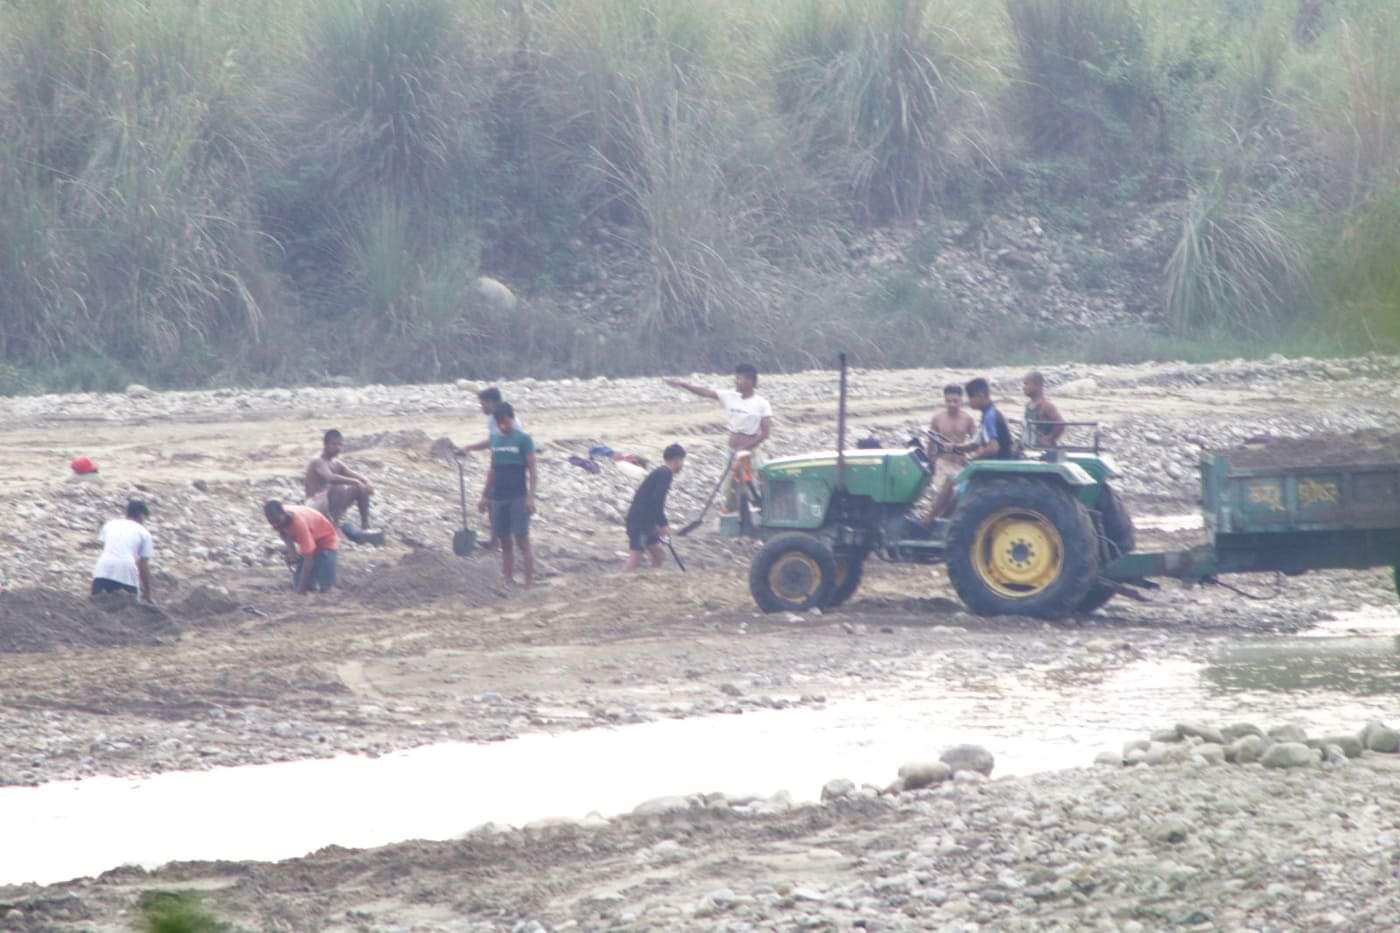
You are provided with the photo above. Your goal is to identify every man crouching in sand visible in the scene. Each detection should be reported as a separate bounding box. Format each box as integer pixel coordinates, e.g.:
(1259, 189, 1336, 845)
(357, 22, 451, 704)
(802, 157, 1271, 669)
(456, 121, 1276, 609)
(265, 499, 339, 594)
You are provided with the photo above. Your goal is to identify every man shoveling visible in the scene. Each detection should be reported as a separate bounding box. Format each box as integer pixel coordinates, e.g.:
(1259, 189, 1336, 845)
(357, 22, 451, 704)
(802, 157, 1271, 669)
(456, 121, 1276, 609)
(264, 499, 339, 594)
(92, 499, 155, 604)
(622, 444, 686, 571)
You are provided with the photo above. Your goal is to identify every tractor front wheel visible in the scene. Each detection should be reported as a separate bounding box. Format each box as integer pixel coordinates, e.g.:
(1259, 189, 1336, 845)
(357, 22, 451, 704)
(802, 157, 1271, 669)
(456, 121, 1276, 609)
(751, 533, 837, 613)
(945, 478, 1100, 619)
(825, 548, 868, 608)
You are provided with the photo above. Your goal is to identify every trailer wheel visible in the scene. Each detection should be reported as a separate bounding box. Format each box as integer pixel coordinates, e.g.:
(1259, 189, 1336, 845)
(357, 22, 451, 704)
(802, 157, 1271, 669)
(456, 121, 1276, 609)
(1078, 483, 1136, 614)
(825, 548, 868, 608)
(751, 533, 837, 613)
(946, 478, 1100, 619)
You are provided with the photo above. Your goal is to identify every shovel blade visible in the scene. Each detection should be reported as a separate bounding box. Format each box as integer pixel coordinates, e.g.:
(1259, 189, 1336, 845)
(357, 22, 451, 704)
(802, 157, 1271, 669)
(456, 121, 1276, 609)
(676, 519, 702, 537)
(453, 528, 477, 557)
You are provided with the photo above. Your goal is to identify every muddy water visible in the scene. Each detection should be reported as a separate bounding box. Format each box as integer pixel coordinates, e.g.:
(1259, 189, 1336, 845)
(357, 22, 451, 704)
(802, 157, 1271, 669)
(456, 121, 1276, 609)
(3, 607, 1397, 886)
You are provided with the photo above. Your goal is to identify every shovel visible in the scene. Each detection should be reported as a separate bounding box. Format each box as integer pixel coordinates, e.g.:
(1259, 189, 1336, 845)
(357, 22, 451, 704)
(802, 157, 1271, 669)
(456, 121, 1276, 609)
(677, 451, 736, 537)
(663, 537, 686, 572)
(452, 456, 478, 557)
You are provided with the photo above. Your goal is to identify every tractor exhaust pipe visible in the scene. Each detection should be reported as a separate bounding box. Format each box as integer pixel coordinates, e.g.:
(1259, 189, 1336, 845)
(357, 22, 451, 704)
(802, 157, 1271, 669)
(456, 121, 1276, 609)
(836, 352, 848, 492)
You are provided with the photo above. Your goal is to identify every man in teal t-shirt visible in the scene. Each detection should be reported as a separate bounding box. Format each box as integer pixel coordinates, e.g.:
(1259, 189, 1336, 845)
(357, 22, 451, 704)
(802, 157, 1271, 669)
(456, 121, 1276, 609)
(477, 402, 538, 586)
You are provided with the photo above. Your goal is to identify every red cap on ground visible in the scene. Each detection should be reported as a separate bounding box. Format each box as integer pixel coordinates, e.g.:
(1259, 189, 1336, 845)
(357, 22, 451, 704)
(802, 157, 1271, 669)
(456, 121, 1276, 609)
(70, 455, 99, 475)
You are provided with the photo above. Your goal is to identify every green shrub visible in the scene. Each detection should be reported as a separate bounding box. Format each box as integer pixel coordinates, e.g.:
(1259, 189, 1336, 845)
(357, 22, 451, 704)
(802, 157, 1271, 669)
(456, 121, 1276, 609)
(1004, 0, 1156, 166)
(1164, 177, 1310, 335)
(137, 891, 229, 933)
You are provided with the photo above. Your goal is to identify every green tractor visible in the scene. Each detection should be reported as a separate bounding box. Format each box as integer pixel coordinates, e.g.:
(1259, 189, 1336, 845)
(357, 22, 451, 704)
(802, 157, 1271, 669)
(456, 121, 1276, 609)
(721, 356, 1135, 619)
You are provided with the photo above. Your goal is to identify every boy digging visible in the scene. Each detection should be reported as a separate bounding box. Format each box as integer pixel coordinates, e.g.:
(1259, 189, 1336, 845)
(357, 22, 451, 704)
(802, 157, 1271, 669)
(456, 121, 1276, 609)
(623, 444, 686, 571)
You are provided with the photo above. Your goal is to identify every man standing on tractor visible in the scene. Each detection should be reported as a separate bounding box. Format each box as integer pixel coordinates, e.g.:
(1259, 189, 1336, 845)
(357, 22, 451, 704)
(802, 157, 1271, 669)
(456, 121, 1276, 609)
(1022, 370, 1066, 448)
(622, 443, 686, 571)
(477, 402, 538, 587)
(664, 364, 771, 521)
(921, 377, 1013, 522)
(304, 429, 383, 545)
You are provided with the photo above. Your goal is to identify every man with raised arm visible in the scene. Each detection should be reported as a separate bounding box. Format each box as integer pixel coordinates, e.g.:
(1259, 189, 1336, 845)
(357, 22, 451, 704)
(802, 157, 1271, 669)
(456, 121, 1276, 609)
(664, 364, 772, 519)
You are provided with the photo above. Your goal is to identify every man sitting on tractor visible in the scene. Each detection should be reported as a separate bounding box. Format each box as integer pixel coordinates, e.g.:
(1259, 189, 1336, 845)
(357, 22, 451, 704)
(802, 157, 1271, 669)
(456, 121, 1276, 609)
(920, 377, 1013, 523)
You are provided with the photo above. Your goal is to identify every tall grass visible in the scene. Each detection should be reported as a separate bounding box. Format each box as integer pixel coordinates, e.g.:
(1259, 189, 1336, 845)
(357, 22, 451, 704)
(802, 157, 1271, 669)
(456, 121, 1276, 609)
(0, 0, 275, 376)
(772, 0, 999, 219)
(1164, 177, 1309, 335)
(1004, 0, 1155, 164)
(1, 0, 1398, 389)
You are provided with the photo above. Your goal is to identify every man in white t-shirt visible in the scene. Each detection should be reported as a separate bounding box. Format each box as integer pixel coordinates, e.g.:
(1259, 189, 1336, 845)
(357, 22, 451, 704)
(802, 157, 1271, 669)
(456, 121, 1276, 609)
(91, 499, 155, 603)
(665, 364, 773, 517)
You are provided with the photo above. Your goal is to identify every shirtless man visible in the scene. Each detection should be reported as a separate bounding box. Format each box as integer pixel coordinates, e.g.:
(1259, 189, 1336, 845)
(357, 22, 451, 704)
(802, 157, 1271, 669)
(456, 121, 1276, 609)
(665, 364, 772, 518)
(305, 429, 383, 544)
(1022, 370, 1066, 448)
(927, 382, 977, 483)
(921, 377, 1013, 523)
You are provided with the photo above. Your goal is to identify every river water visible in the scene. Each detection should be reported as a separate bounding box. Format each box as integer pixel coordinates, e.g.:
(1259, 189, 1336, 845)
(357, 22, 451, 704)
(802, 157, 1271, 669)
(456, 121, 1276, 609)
(2, 606, 1396, 886)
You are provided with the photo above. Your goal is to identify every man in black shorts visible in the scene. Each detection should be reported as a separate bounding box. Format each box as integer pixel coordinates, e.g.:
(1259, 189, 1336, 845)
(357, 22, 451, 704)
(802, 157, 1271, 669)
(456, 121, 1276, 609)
(477, 403, 538, 587)
(622, 444, 686, 571)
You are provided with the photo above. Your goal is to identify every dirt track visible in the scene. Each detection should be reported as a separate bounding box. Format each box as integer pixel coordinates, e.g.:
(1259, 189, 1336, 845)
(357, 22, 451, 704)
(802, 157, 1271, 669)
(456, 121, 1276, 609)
(1, 356, 1399, 929)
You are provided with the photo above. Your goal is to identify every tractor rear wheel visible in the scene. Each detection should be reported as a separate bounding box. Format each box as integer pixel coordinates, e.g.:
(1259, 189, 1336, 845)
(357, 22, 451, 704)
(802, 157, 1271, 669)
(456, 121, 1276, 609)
(825, 548, 868, 608)
(945, 478, 1100, 618)
(1078, 483, 1136, 614)
(751, 533, 837, 613)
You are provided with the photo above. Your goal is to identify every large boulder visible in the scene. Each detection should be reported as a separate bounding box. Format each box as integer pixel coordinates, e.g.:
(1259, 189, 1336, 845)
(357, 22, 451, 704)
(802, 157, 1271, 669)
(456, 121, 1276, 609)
(939, 745, 995, 777)
(1261, 742, 1317, 770)
(1361, 721, 1400, 754)
(897, 761, 952, 790)
(821, 778, 856, 802)
(1176, 722, 1225, 745)
(476, 275, 518, 312)
(1307, 735, 1363, 759)
(1226, 735, 1265, 764)
(1268, 724, 1308, 744)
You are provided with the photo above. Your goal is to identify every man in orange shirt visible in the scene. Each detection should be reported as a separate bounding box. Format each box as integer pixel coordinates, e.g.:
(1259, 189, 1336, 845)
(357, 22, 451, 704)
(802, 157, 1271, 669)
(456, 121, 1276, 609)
(264, 500, 339, 594)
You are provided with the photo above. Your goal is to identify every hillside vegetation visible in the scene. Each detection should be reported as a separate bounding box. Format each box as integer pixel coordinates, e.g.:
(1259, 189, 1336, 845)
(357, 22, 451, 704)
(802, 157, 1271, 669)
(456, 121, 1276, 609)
(0, 0, 1397, 390)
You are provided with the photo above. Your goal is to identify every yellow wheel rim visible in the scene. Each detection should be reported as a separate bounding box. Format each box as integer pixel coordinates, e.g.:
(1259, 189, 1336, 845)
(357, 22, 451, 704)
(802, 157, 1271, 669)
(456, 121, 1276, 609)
(970, 508, 1064, 599)
(769, 551, 822, 603)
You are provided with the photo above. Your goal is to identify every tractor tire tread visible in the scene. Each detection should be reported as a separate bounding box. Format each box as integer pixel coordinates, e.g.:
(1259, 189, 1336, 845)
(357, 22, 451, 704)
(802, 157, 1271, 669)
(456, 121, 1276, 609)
(750, 533, 838, 613)
(945, 477, 1100, 619)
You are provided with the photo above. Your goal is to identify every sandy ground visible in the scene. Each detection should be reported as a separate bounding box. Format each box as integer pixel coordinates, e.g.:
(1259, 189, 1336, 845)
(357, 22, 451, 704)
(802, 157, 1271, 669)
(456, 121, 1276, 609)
(1, 356, 1399, 929)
